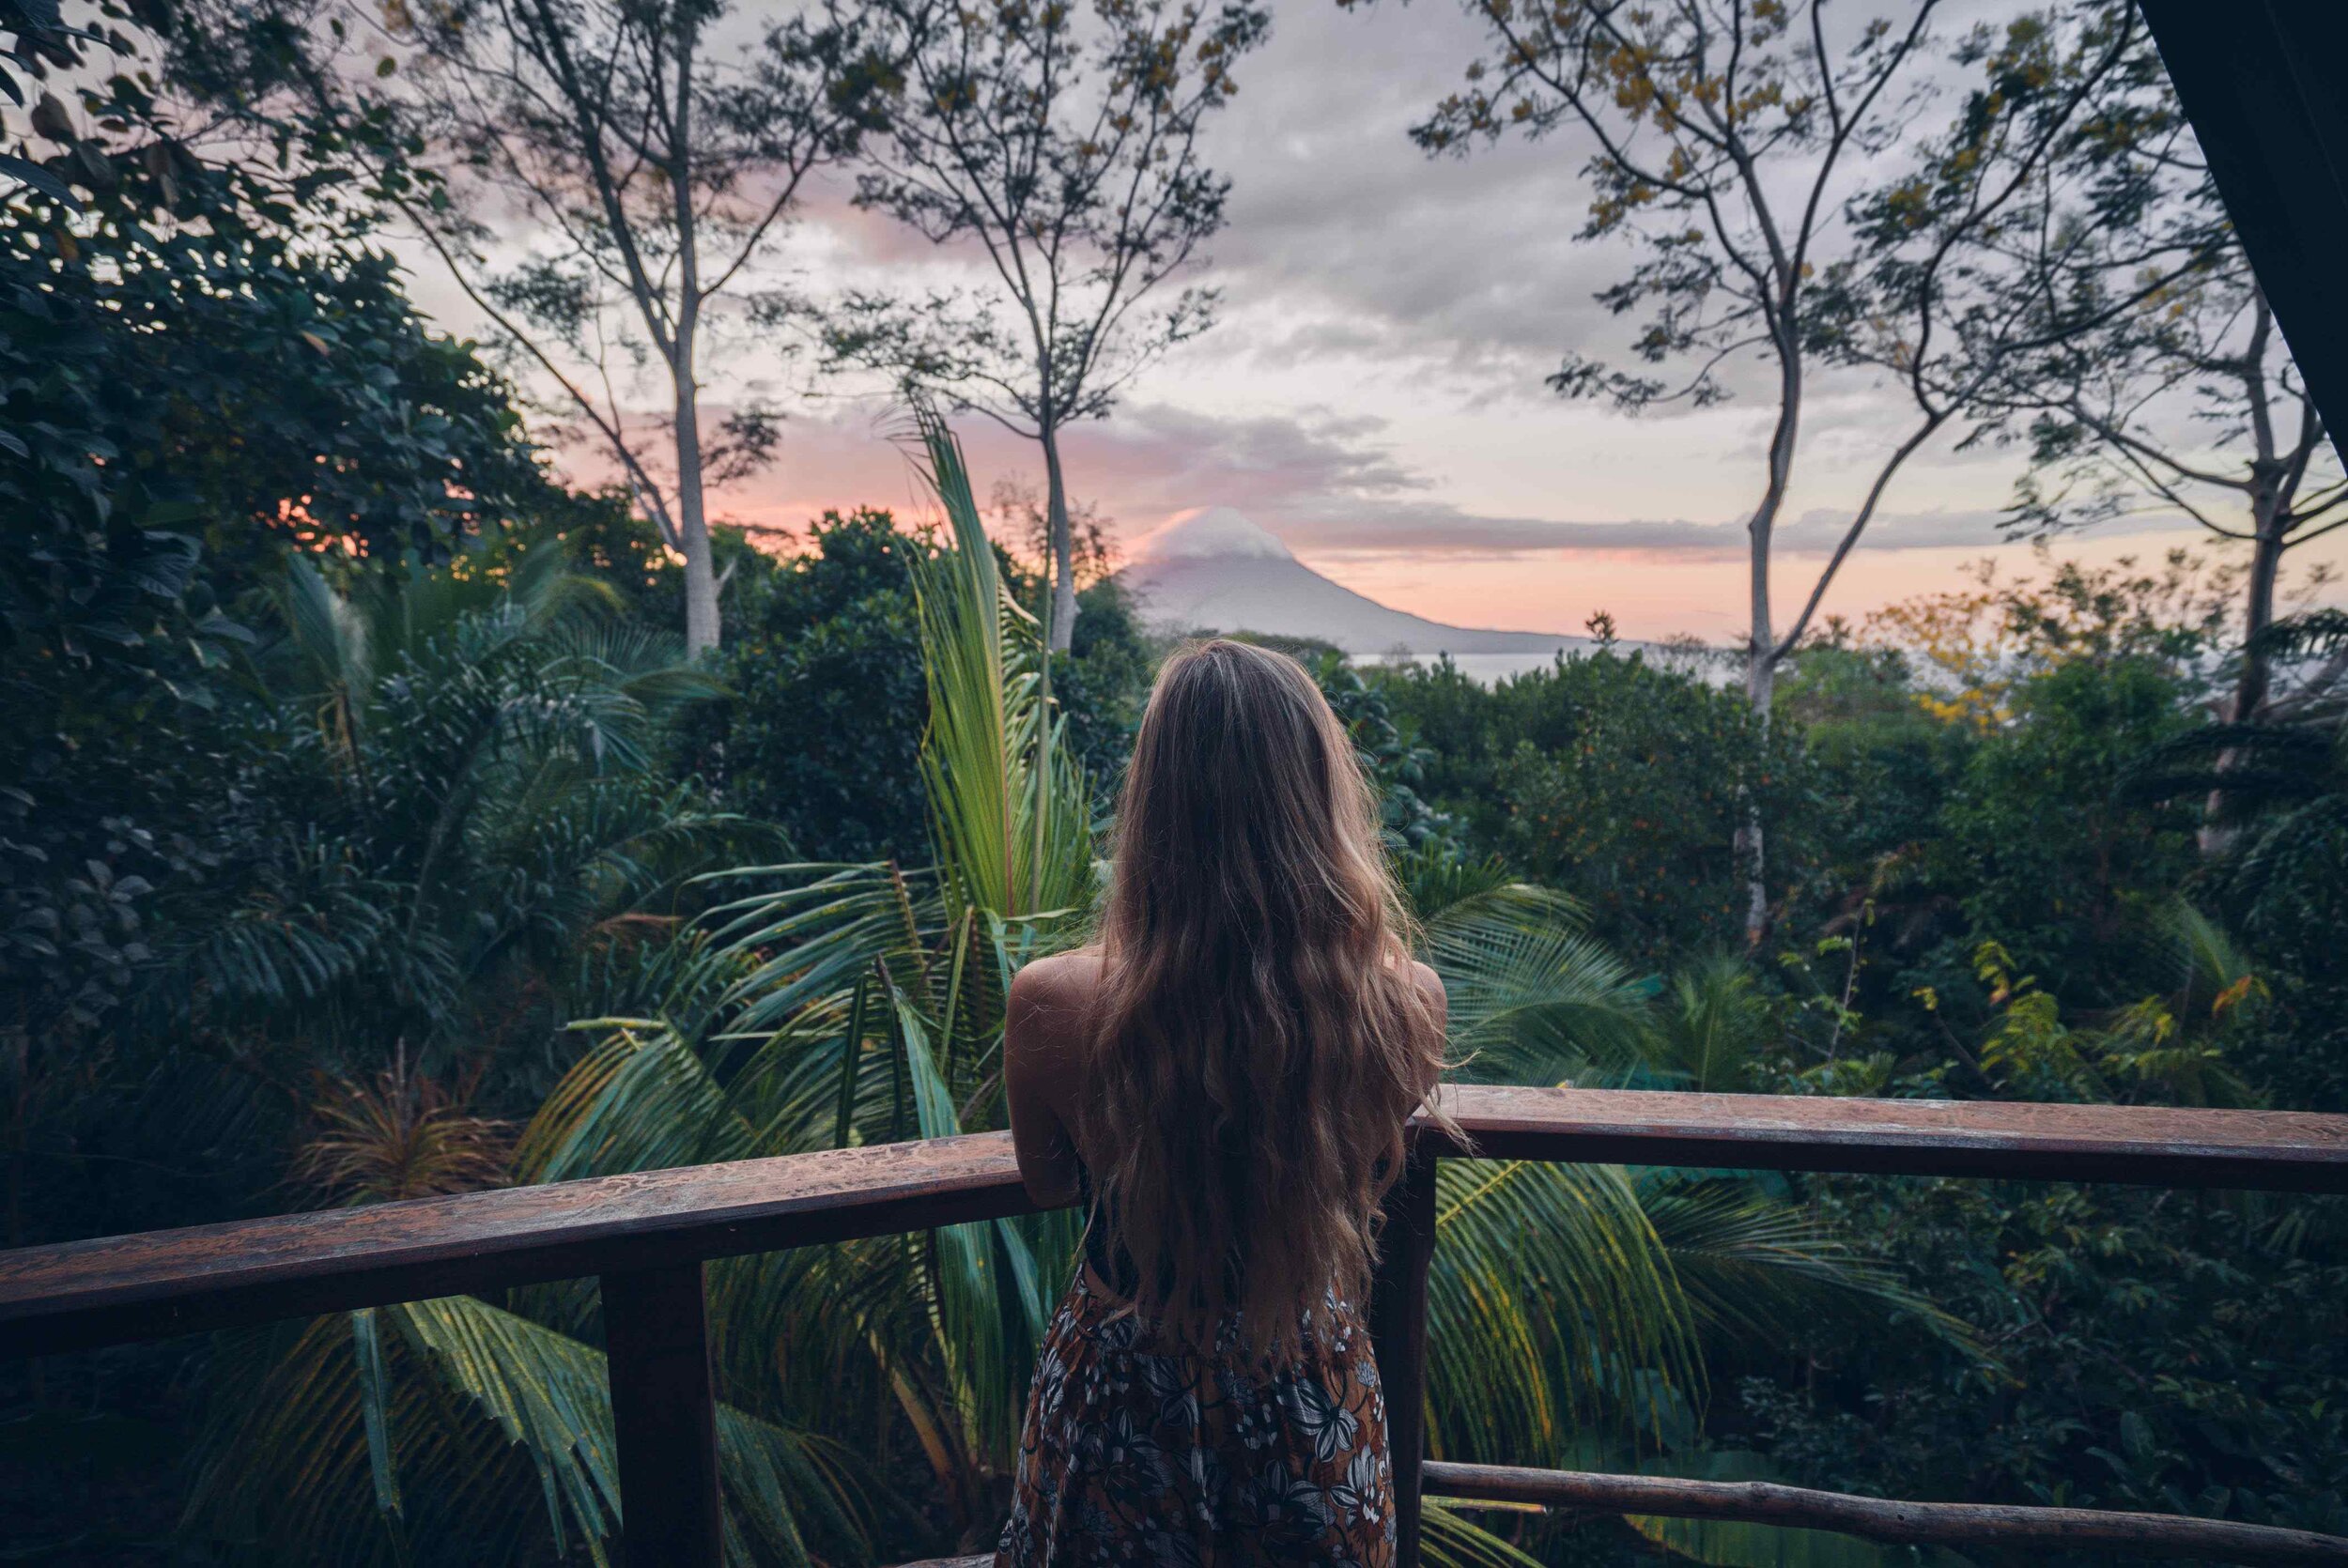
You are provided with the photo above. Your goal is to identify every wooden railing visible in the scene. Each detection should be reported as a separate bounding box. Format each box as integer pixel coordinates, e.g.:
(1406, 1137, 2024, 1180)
(4, 1086, 2346, 1565)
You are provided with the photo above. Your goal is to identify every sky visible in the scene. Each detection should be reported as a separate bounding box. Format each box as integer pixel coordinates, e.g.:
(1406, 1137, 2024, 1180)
(400, 0, 2348, 644)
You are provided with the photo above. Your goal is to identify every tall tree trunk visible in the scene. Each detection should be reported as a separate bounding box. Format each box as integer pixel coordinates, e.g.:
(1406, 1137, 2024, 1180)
(671, 16, 719, 657)
(2233, 506, 2285, 724)
(672, 373, 719, 656)
(2227, 298, 2285, 726)
(1736, 653, 1778, 945)
(2201, 499, 2289, 855)
(1041, 423, 1078, 655)
(1736, 346, 1800, 945)
(1030, 424, 1066, 914)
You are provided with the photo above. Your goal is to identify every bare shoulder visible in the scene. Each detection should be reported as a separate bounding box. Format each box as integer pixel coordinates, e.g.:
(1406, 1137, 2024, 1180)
(1408, 959, 1447, 1016)
(1009, 948, 1104, 1012)
(1407, 961, 1449, 1099)
(1006, 950, 1104, 1064)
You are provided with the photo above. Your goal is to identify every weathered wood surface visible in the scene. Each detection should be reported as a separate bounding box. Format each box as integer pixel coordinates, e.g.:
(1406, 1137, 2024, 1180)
(6, 1087, 2345, 1358)
(0, 1132, 1038, 1356)
(1432, 1085, 2348, 1191)
(1422, 1461, 2348, 1564)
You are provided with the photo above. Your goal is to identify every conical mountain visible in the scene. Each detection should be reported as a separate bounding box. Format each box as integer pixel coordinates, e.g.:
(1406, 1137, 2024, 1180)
(1118, 507, 1590, 658)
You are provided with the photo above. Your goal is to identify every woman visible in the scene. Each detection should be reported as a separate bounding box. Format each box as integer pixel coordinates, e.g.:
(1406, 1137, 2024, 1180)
(997, 638, 1452, 1568)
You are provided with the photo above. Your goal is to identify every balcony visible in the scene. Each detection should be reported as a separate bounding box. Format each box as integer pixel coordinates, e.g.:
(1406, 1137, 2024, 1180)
(7, 1087, 2345, 1566)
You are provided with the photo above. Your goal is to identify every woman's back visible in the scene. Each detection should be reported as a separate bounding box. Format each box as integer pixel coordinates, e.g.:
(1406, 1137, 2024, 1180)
(996, 639, 1450, 1568)
(1005, 949, 1445, 1301)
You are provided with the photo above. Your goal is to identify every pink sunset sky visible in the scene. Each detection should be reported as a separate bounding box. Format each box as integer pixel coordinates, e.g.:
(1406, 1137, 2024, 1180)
(397, 0, 2348, 643)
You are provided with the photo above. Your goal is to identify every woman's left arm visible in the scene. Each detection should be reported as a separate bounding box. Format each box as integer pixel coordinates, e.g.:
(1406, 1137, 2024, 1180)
(1412, 960, 1450, 1103)
(1004, 959, 1088, 1210)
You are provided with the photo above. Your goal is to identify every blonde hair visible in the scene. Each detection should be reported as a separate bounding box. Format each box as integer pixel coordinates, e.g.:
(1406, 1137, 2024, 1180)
(1079, 639, 1446, 1353)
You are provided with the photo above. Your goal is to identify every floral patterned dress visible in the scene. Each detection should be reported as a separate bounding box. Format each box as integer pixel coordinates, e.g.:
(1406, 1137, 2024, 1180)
(995, 1270, 1397, 1568)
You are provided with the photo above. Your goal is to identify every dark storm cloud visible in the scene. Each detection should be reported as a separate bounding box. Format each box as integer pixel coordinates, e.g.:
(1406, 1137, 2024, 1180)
(776, 1, 1630, 396)
(728, 397, 2189, 562)
(1265, 501, 2092, 559)
(1192, 2, 1617, 390)
(1066, 404, 2196, 559)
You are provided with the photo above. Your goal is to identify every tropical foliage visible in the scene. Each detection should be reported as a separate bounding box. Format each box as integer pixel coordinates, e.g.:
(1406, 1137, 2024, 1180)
(1368, 559, 2348, 1553)
(29, 413, 1913, 1568)
(8, 3, 2348, 1565)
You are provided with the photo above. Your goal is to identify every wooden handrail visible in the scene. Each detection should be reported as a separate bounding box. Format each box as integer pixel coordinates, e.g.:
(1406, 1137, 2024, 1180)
(1423, 1461, 2348, 1564)
(6, 1087, 2344, 1567)
(0, 1130, 1040, 1358)
(1429, 1085, 2348, 1189)
(4, 1087, 2343, 1359)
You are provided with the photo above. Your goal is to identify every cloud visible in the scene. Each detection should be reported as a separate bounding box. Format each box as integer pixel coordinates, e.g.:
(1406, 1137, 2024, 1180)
(679, 397, 1423, 541)
(746, 2, 1638, 408)
(517, 0, 2248, 636)
(1052, 405, 2193, 561)
(1187, 5, 1621, 383)
(1291, 492, 2222, 561)
(1274, 501, 2186, 560)
(677, 396, 2198, 567)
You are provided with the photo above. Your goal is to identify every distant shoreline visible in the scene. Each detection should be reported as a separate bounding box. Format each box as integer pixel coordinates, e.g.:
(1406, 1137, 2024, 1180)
(1349, 646, 1736, 686)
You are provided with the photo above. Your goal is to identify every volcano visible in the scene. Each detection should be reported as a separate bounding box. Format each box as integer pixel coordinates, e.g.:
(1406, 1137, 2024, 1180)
(1116, 507, 1590, 659)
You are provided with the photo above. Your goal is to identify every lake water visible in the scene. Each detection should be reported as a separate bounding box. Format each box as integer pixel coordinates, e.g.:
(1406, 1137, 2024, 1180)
(1352, 648, 1737, 685)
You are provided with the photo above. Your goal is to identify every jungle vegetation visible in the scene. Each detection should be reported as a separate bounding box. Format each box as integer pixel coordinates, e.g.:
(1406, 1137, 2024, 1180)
(4, 1, 2345, 1565)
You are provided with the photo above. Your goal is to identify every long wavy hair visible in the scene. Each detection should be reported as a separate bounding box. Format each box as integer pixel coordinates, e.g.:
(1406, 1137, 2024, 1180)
(1078, 638, 1448, 1352)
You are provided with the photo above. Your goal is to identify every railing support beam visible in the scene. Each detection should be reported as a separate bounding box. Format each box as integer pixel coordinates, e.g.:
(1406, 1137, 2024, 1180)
(604, 1262, 723, 1568)
(1370, 1151, 1439, 1568)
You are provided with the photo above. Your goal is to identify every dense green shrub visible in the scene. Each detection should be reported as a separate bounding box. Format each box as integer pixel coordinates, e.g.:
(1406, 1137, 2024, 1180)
(691, 507, 1155, 862)
(1, 83, 586, 1262)
(1740, 1173, 2348, 1551)
(1934, 656, 2201, 999)
(694, 506, 937, 862)
(1377, 649, 1811, 962)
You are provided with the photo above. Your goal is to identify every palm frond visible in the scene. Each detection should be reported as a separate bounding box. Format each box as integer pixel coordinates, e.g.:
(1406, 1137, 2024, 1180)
(186, 1297, 858, 1567)
(1428, 1158, 1704, 1458)
(518, 1018, 752, 1182)
(1634, 1176, 1971, 1355)
(2248, 607, 2348, 659)
(2160, 900, 2256, 1012)
(700, 861, 946, 1039)
(1396, 843, 1522, 924)
(1424, 885, 1653, 1081)
(903, 405, 1095, 923)
(2115, 720, 2339, 817)
(1644, 957, 1773, 1095)
(161, 833, 460, 1036)
(403, 1293, 856, 1566)
(1422, 1501, 1550, 1568)
(890, 987, 1050, 1457)
(275, 552, 374, 756)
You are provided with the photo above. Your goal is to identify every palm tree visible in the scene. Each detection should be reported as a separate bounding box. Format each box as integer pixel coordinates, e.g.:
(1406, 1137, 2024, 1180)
(167, 546, 850, 1564)
(197, 417, 1952, 1566)
(151, 541, 747, 1068)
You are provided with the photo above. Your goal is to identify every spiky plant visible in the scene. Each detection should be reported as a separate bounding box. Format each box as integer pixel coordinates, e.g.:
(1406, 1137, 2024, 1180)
(150, 538, 749, 1068)
(293, 1047, 513, 1207)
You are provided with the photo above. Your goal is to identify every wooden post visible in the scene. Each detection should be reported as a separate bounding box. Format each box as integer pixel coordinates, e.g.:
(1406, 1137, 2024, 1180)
(1369, 1152, 1438, 1568)
(604, 1262, 723, 1568)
